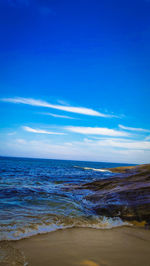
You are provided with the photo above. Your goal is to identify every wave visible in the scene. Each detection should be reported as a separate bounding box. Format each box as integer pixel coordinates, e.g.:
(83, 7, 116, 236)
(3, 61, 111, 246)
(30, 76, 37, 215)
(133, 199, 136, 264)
(0, 216, 130, 241)
(74, 166, 111, 173)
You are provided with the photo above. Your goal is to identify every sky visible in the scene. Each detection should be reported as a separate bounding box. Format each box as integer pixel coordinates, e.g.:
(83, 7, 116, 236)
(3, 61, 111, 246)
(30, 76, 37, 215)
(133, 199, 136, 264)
(0, 0, 150, 164)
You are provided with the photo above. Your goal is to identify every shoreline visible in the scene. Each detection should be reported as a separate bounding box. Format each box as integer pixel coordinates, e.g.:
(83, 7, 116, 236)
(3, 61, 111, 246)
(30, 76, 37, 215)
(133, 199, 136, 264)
(1, 162, 150, 266)
(1, 226, 150, 266)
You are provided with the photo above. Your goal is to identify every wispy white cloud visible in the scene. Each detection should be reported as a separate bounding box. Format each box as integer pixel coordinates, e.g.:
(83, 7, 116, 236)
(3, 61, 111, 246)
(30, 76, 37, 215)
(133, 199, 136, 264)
(16, 138, 27, 144)
(57, 99, 70, 105)
(7, 131, 16, 136)
(64, 126, 129, 137)
(1, 97, 116, 118)
(2, 137, 150, 164)
(86, 138, 150, 150)
(41, 112, 75, 119)
(119, 124, 150, 133)
(23, 126, 66, 135)
(145, 135, 150, 141)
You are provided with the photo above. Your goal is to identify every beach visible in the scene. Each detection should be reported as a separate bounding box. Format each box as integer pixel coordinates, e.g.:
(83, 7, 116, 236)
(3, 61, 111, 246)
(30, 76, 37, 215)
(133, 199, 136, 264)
(0, 157, 150, 266)
(1, 226, 150, 266)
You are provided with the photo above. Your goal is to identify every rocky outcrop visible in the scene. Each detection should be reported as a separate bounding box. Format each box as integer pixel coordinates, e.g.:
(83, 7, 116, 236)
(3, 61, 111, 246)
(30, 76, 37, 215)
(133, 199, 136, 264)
(83, 164, 150, 226)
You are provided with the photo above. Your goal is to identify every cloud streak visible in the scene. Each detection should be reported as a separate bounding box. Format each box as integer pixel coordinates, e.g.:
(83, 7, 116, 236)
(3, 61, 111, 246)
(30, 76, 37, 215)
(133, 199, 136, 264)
(1, 97, 116, 118)
(41, 112, 75, 119)
(145, 135, 150, 140)
(23, 126, 65, 135)
(64, 126, 129, 137)
(87, 138, 150, 150)
(119, 124, 150, 133)
(2, 137, 150, 164)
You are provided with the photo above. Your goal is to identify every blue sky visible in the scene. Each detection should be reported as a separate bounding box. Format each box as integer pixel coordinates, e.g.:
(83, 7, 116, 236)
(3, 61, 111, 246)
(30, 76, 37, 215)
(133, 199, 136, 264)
(0, 0, 150, 163)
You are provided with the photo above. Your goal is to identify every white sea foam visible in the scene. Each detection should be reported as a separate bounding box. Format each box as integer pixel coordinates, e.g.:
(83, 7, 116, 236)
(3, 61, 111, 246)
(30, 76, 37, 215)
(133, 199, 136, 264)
(0, 217, 130, 241)
(74, 166, 112, 173)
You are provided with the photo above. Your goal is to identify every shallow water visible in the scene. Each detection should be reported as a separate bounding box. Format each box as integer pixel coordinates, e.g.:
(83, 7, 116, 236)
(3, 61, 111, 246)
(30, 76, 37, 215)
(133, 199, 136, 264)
(0, 156, 132, 240)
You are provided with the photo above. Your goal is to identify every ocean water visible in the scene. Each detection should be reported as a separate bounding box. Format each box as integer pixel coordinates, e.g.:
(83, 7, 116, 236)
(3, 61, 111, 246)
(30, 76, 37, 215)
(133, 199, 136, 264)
(0, 156, 131, 241)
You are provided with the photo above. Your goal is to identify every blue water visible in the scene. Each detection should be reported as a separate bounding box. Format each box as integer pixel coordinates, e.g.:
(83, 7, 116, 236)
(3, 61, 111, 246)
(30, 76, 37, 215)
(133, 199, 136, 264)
(0, 156, 131, 240)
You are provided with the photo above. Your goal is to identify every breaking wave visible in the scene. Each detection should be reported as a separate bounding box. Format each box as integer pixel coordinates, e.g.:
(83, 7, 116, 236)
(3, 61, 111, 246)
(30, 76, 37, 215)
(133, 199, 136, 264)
(0, 215, 129, 241)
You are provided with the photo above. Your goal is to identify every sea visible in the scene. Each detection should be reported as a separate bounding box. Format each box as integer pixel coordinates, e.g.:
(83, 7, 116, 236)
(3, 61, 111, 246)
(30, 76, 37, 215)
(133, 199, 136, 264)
(0, 156, 133, 241)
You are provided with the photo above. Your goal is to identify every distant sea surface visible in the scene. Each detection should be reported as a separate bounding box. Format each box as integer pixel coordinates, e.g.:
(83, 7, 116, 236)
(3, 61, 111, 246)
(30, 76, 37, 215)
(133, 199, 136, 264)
(0, 156, 133, 240)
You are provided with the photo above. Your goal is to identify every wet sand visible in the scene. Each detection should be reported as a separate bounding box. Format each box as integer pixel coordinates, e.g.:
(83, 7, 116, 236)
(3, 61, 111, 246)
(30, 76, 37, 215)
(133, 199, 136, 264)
(2, 226, 150, 266)
(1, 164, 150, 266)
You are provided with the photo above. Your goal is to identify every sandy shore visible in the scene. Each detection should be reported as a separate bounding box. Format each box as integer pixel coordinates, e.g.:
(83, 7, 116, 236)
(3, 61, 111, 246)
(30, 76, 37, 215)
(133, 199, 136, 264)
(1, 226, 150, 266)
